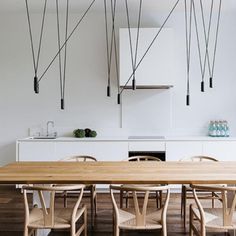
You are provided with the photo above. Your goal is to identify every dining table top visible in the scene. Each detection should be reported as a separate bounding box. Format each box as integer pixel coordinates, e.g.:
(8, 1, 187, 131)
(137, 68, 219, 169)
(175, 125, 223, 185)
(0, 161, 236, 185)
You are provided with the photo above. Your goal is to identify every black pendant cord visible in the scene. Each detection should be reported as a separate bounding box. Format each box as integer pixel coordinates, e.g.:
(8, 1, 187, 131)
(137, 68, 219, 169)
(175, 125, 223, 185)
(56, 0, 63, 102)
(199, 0, 213, 83)
(25, 0, 47, 94)
(125, 0, 135, 88)
(36, 0, 47, 74)
(110, 0, 120, 95)
(119, 0, 180, 96)
(185, 0, 193, 106)
(107, 0, 117, 97)
(61, 0, 69, 110)
(211, 0, 222, 87)
(25, 0, 36, 76)
(104, 0, 111, 96)
(38, 0, 96, 83)
(192, 0, 204, 92)
(133, 0, 143, 90)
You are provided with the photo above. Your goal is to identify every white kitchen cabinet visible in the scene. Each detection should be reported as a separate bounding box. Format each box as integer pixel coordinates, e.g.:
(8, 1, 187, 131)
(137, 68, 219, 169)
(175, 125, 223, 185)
(55, 141, 128, 161)
(165, 141, 203, 161)
(119, 28, 174, 86)
(17, 141, 56, 161)
(202, 141, 236, 161)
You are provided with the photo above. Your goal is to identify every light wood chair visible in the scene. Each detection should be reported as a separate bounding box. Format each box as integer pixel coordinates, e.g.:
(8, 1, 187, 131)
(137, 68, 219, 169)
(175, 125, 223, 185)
(110, 184, 170, 236)
(58, 155, 97, 226)
(190, 184, 236, 236)
(180, 156, 221, 228)
(22, 184, 87, 236)
(120, 156, 163, 209)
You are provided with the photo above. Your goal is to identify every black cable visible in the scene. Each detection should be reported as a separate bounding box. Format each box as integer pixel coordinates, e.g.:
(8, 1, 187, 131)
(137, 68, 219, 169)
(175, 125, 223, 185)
(200, 0, 212, 82)
(185, 0, 193, 106)
(125, 0, 135, 86)
(25, 0, 36, 76)
(56, 0, 63, 99)
(38, 0, 96, 82)
(192, 0, 204, 92)
(104, 0, 111, 96)
(211, 0, 222, 87)
(36, 0, 47, 73)
(119, 0, 180, 95)
(63, 0, 69, 102)
(110, 0, 120, 94)
(133, 0, 143, 90)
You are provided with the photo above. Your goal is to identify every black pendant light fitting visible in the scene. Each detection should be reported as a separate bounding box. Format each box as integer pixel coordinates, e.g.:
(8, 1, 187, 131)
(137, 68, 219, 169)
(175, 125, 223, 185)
(184, 0, 193, 106)
(192, 0, 205, 92)
(25, 0, 47, 94)
(125, 0, 143, 91)
(200, 0, 214, 88)
(199, 0, 212, 85)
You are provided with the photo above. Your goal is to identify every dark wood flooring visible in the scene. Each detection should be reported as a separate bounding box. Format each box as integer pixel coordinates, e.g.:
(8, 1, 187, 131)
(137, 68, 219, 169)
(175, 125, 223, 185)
(0, 185, 234, 235)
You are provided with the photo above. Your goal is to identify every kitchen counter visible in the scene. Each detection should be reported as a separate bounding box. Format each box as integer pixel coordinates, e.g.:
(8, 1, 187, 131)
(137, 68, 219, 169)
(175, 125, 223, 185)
(18, 136, 236, 142)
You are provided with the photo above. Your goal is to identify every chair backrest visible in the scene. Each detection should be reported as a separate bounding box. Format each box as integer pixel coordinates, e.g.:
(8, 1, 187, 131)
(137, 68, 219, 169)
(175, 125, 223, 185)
(22, 185, 84, 228)
(180, 155, 218, 162)
(110, 185, 170, 227)
(191, 184, 236, 227)
(124, 155, 162, 162)
(61, 155, 97, 162)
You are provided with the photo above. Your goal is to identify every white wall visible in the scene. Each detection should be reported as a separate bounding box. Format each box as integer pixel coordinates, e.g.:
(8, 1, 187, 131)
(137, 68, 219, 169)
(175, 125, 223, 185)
(0, 3, 236, 165)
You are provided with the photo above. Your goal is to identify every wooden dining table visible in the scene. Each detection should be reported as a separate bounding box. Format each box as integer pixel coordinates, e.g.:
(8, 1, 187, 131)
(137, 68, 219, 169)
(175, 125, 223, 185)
(0, 161, 236, 184)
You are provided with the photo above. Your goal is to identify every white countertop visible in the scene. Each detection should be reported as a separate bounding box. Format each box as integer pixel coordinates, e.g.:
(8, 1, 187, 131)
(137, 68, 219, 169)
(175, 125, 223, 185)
(17, 136, 236, 142)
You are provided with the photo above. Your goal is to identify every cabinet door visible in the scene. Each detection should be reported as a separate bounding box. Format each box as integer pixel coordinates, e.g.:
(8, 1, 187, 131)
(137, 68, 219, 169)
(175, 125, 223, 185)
(203, 141, 236, 161)
(119, 28, 173, 86)
(55, 141, 129, 161)
(166, 141, 203, 161)
(17, 142, 56, 161)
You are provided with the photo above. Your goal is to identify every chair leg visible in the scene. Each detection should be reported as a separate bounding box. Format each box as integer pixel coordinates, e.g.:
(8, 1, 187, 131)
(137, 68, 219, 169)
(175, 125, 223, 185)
(114, 225, 119, 236)
(120, 190, 123, 208)
(63, 191, 67, 208)
(125, 191, 129, 208)
(156, 191, 159, 208)
(162, 223, 167, 236)
(183, 186, 187, 229)
(84, 208, 87, 236)
(189, 205, 194, 236)
(181, 185, 184, 217)
(159, 190, 163, 207)
(91, 187, 94, 227)
(212, 192, 215, 208)
(94, 189, 97, 215)
(24, 226, 28, 236)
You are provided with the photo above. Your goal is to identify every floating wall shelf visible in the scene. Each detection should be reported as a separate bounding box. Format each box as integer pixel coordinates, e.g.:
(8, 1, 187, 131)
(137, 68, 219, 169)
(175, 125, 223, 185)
(120, 85, 173, 90)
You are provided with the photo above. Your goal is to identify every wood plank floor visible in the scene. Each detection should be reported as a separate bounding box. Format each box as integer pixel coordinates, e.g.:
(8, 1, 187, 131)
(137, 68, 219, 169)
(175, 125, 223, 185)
(0, 185, 234, 235)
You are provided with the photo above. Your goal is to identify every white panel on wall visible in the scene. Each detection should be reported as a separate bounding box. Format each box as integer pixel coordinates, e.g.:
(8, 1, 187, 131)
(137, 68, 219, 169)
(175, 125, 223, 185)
(122, 89, 172, 132)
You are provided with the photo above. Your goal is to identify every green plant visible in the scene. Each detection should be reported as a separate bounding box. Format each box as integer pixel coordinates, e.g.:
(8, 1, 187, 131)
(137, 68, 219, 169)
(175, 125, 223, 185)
(73, 129, 85, 138)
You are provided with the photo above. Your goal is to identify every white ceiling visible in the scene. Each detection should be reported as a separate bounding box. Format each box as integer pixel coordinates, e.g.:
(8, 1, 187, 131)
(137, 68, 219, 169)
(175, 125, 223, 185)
(0, 0, 235, 13)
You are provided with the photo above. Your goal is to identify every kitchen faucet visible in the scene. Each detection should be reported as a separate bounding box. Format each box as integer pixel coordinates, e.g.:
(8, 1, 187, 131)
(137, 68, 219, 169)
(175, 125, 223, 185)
(47, 121, 54, 136)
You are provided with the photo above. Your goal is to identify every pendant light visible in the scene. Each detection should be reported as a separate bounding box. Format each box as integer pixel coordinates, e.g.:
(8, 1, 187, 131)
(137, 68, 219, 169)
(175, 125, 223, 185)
(25, 0, 47, 94)
(184, 0, 193, 106)
(125, 0, 143, 91)
(56, 0, 69, 110)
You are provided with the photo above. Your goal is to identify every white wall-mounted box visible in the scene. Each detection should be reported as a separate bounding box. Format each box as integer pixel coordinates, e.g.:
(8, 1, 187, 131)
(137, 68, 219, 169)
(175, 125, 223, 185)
(119, 28, 174, 87)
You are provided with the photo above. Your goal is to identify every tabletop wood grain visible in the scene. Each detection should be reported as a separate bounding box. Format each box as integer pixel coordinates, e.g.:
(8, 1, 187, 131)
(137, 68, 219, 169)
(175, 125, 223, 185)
(0, 161, 236, 184)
